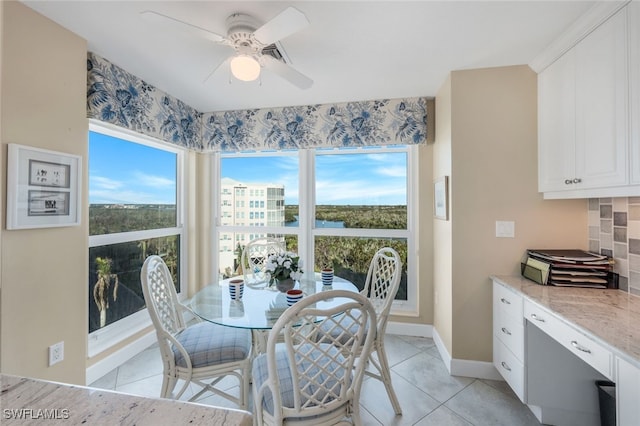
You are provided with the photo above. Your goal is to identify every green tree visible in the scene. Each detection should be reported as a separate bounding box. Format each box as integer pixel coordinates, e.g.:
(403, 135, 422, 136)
(93, 257, 119, 328)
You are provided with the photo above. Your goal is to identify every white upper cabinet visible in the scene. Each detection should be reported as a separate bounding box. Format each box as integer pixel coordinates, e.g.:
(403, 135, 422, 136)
(574, 9, 628, 189)
(631, 2, 640, 185)
(538, 6, 639, 199)
(538, 50, 576, 192)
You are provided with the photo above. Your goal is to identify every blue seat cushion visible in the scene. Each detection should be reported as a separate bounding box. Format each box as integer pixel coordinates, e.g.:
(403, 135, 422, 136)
(317, 311, 369, 346)
(173, 322, 251, 369)
(252, 343, 348, 416)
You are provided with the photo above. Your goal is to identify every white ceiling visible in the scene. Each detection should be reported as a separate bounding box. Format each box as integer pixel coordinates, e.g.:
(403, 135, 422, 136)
(21, 1, 595, 113)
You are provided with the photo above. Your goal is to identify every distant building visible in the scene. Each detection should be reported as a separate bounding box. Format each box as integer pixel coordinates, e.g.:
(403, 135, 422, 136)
(219, 177, 285, 276)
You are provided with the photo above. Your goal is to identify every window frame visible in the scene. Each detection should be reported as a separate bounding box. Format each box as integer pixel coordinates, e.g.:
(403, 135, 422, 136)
(87, 121, 187, 357)
(213, 145, 418, 315)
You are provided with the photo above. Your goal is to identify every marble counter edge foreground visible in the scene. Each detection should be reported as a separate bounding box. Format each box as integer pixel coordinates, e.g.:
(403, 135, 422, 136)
(1, 374, 253, 425)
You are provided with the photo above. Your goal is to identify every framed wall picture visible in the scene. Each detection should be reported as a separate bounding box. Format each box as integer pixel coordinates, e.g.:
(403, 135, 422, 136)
(7, 143, 82, 229)
(434, 176, 449, 220)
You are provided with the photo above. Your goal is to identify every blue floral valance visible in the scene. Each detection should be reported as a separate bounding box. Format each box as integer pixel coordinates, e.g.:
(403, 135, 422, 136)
(87, 52, 203, 150)
(201, 97, 427, 152)
(86, 53, 428, 152)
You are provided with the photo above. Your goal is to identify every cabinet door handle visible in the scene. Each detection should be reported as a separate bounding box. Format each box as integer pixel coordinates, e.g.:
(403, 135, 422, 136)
(530, 313, 545, 322)
(501, 361, 511, 372)
(571, 340, 592, 354)
(572, 178, 582, 184)
(501, 327, 512, 335)
(500, 298, 511, 305)
(564, 179, 573, 185)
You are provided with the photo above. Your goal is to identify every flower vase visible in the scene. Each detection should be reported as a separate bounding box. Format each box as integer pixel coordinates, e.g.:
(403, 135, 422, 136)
(275, 278, 295, 293)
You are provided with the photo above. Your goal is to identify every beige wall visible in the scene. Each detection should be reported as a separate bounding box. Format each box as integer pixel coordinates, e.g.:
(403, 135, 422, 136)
(433, 75, 454, 351)
(434, 65, 588, 361)
(1, 1, 88, 383)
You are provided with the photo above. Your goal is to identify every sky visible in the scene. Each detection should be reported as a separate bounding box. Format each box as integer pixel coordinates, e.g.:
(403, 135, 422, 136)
(222, 151, 407, 205)
(90, 132, 407, 205)
(89, 132, 177, 204)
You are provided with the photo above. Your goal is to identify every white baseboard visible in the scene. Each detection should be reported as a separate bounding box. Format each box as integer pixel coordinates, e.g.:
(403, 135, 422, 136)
(386, 321, 432, 338)
(451, 358, 502, 380)
(86, 330, 156, 385)
(432, 327, 453, 371)
(432, 327, 501, 380)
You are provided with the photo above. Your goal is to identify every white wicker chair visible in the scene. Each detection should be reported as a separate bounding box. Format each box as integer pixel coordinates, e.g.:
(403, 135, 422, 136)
(140, 255, 252, 408)
(361, 247, 403, 415)
(241, 237, 285, 286)
(318, 247, 403, 415)
(252, 290, 377, 426)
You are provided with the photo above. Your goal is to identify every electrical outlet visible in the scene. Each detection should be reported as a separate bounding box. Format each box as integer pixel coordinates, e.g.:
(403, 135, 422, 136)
(49, 341, 64, 366)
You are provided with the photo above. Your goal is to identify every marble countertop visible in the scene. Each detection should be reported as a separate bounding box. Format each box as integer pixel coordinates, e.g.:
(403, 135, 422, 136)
(492, 275, 640, 369)
(0, 374, 253, 425)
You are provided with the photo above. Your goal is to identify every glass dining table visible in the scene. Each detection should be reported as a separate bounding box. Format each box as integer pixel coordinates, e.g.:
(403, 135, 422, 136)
(189, 274, 359, 329)
(188, 274, 359, 352)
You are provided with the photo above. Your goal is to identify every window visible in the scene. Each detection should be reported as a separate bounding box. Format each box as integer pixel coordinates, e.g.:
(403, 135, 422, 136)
(313, 148, 411, 303)
(214, 146, 416, 313)
(88, 122, 184, 355)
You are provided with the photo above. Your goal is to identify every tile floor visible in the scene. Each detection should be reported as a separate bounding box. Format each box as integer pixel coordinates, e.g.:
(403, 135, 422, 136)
(90, 334, 541, 425)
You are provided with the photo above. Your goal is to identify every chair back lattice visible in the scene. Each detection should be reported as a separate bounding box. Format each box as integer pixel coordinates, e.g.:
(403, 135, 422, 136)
(261, 290, 376, 423)
(363, 247, 402, 331)
(141, 255, 186, 337)
(241, 237, 285, 285)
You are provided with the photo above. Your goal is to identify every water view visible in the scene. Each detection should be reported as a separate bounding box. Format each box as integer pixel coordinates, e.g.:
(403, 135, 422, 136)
(286, 217, 345, 228)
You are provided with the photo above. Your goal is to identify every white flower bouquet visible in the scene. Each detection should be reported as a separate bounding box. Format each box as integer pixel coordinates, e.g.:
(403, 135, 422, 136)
(265, 251, 304, 286)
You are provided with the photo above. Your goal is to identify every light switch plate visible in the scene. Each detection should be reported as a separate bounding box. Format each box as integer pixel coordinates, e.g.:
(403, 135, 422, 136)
(496, 221, 515, 238)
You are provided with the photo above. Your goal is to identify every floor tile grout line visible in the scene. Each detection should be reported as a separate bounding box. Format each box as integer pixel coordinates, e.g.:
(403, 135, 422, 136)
(438, 378, 479, 425)
(97, 336, 537, 426)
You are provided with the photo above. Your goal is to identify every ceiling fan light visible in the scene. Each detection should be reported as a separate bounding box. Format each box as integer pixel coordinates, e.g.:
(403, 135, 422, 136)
(230, 55, 261, 81)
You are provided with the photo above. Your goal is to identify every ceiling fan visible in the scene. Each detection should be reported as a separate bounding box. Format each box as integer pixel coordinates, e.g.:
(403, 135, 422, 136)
(141, 6, 313, 89)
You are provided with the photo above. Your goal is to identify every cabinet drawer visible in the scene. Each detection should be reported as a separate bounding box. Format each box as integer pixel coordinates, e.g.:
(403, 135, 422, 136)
(493, 282, 523, 319)
(524, 301, 612, 379)
(494, 312, 525, 361)
(493, 338, 525, 402)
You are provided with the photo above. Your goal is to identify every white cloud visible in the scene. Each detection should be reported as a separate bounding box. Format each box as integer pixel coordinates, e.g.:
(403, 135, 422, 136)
(91, 176, 123, 190)
(316, 178, 405, 205)
(375, 165, 406, 178)
(133, 171, 174, 188)
(90, 173, 174, 204)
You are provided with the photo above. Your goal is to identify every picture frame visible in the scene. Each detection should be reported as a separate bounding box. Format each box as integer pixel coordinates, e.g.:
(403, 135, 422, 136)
(7, 143, 82, 229)
(434, 176, 449, 220)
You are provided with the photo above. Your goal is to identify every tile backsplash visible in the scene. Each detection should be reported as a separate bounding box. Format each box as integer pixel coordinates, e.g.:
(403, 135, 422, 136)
(588, 197, 640, 294)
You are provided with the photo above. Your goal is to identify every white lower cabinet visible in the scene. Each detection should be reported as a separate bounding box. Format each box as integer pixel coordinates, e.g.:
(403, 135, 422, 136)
(617, 357, 640, 425)
(492, 280, 640, 425)
(524, 301, 612, 379)
(492, 282, 525, 402)
(493, 337, 525, 401)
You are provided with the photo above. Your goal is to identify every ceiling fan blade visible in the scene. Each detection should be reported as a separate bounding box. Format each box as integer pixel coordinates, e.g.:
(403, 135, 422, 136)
(253, 7, 309, 45)
(262, 56, 313, 89)
(203, 56, 233, 83)
(140, 10, 226, 43)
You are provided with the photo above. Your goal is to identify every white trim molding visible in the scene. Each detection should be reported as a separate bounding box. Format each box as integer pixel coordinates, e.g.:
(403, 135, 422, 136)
(386, 321, 432, 338)
(432, 327, 502, 381)
(529, 1, 630, 73)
